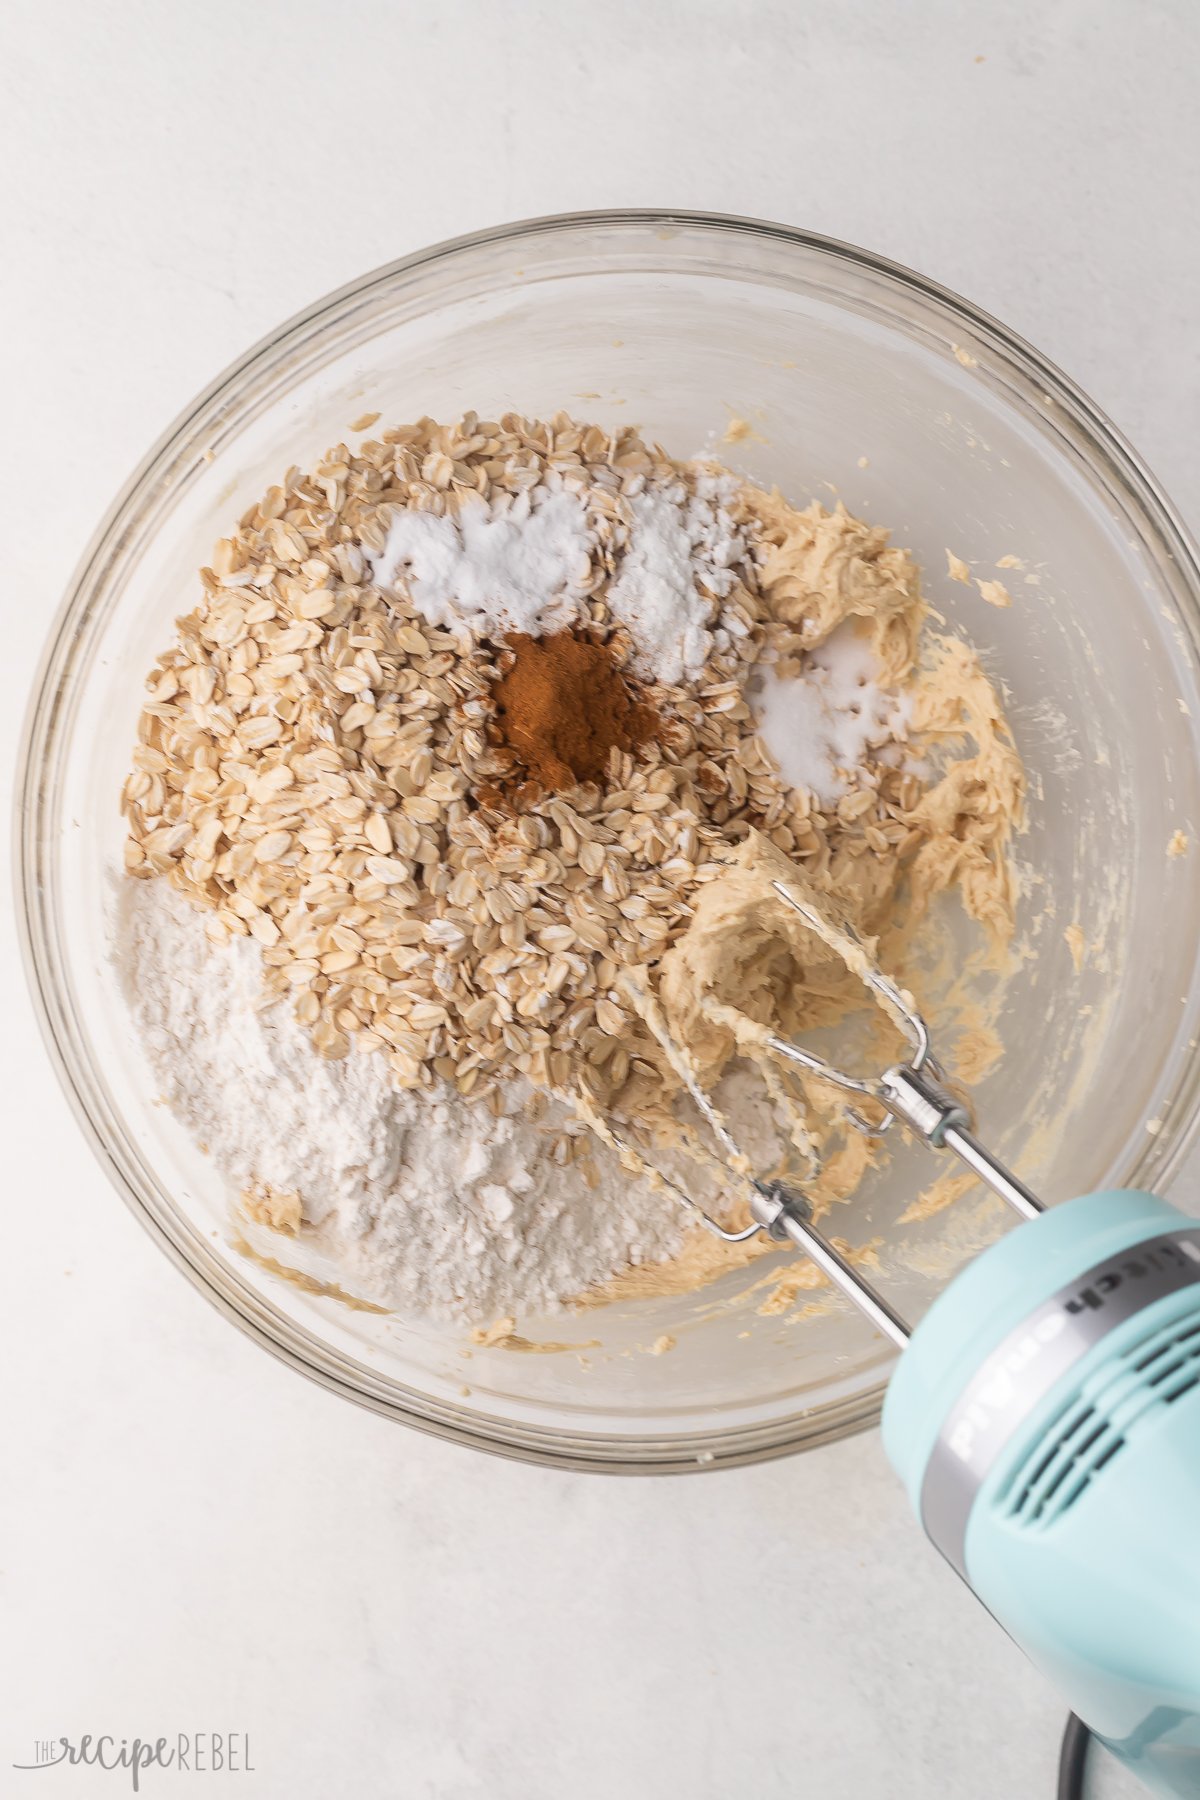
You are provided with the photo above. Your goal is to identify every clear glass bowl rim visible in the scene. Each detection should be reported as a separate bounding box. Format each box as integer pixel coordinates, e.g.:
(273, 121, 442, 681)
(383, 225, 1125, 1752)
(16, 207, 1200, 1474)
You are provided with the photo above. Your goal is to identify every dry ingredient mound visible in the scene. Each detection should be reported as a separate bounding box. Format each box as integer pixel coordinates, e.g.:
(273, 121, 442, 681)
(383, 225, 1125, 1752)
(120, 880, 691, 1319)
(119, 410, 1024, 1319)
(489, 628, 662, 795)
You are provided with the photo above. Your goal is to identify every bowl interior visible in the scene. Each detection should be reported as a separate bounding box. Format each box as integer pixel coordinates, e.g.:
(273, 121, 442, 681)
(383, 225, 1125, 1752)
(27, 217, 1200, 1465)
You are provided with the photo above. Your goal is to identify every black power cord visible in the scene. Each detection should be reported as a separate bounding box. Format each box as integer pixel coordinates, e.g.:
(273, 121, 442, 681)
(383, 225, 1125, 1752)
(1058, 1714, 1092, 1800)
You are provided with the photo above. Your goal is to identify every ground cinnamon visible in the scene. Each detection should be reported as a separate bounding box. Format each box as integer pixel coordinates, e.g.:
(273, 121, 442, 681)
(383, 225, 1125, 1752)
(487, 629, 662, 795)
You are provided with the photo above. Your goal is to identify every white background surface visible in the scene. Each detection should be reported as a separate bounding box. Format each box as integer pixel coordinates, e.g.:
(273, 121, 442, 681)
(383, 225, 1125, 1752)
(2, 3, 1197, 1795)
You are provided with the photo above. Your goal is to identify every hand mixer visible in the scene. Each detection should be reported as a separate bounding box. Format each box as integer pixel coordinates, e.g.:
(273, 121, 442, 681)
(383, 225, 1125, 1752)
(655, 880, 1200, 1799)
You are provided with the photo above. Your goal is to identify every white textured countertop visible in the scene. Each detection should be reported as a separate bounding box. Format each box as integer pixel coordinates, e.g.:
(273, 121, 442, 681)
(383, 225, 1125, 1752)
(3, 5, 1197, 1794)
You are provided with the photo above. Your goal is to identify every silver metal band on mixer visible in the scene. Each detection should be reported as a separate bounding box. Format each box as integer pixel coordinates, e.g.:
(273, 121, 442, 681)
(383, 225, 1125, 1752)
(919, 1227, 1200, 1576)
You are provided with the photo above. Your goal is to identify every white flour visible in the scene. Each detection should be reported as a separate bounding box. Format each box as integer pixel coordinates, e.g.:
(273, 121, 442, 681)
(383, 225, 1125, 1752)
(119, 880, 688, 1321)
(368, 468, 749, 685)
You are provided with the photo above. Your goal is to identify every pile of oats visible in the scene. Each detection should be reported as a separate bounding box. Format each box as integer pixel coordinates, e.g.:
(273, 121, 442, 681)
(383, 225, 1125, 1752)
(122, 414, 927, 1128)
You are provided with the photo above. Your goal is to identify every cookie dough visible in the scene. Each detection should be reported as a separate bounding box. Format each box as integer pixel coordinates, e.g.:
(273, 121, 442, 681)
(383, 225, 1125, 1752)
(657, 831, 899, 1086)
(577, 596, 1025, 1283)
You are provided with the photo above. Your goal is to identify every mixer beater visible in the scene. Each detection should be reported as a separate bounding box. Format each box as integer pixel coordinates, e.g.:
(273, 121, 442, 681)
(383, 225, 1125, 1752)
(618, 877, 1200, 1796)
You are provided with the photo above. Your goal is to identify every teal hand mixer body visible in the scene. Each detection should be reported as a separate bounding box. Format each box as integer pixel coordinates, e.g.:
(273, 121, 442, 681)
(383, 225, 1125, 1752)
(658, 881, 1200, 1798)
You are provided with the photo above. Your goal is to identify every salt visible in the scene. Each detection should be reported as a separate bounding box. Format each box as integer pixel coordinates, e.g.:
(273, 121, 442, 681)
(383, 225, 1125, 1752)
(751, 624, 911, 806)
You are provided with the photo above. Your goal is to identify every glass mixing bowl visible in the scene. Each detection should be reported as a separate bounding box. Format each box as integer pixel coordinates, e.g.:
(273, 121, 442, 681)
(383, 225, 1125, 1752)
(17, 211, 1200, 1470)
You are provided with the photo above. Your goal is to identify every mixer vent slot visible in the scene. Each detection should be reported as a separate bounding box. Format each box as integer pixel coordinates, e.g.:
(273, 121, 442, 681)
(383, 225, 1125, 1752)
(1002, 1302, 1200, 1531)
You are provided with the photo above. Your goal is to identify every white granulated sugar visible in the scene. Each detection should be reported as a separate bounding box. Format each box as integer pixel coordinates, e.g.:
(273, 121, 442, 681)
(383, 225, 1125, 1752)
(118, 880, 686, 1322)
(607, 476, 748, 684)
(369, 486, 593, 637)
(752, 624, 912, 807)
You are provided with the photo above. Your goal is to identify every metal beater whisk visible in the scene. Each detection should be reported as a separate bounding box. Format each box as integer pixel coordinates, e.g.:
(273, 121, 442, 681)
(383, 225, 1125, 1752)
(607, 893, 1200, 1792)
(623, 880, 1044, 1347)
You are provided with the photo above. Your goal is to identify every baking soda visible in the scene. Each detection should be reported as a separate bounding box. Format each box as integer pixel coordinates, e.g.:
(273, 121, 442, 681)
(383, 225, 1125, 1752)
(369, 487, 593, 638)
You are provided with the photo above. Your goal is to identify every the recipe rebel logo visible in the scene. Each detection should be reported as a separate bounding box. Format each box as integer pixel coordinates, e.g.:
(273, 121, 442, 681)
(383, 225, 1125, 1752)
(12, 1734, 255, 1789)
